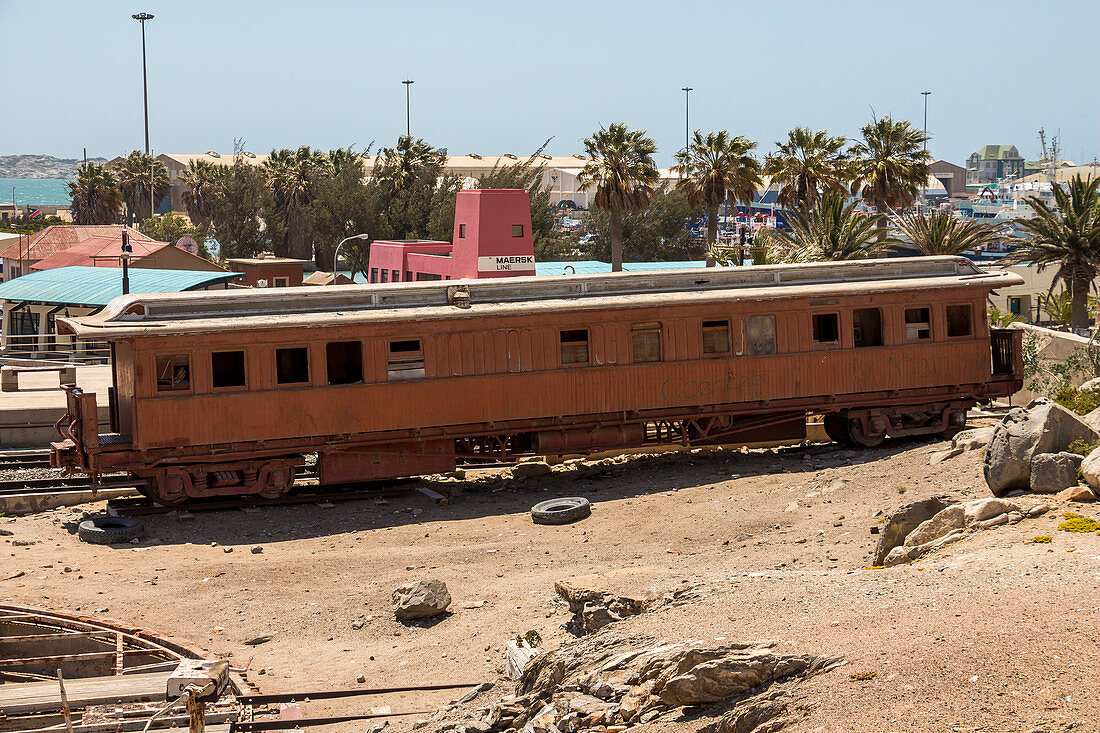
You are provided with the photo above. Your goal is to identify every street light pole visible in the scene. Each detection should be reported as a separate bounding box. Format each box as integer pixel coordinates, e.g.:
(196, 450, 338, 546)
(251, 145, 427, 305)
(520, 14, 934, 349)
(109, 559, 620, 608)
(681, 87, 693, 152)
(332, 233, 371, 284)
(133, 12, 155, 220)
(121, 230, 133, 295)
(402, 80, 414, 138)
(921, 90, 931, 206)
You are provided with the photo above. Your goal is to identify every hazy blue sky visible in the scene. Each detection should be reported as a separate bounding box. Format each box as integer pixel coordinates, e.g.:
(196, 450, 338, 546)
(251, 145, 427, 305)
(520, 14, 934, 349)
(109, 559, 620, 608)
(2, 0, 1097, 168)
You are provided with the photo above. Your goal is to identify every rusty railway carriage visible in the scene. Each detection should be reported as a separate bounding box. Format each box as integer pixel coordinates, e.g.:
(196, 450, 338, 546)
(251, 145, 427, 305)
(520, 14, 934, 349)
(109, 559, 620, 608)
(50, 256, 1025, 505)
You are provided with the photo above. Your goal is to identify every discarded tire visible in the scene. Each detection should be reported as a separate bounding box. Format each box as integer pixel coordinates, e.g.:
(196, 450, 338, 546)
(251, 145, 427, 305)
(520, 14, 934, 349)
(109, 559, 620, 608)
(77, 516, 144, 545)
(531, 497, 591, 525)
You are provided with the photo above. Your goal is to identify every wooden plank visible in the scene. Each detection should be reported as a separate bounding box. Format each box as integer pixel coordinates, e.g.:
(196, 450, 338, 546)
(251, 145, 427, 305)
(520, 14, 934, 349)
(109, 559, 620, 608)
(0, 632, 111, 644)
(0, 671, 172, 715)
(1, 651, 116, 667)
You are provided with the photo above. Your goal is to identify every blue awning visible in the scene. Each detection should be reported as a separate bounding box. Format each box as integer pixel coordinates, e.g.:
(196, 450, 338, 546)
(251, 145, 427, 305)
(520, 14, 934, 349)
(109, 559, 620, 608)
(0, 266, 241, 307)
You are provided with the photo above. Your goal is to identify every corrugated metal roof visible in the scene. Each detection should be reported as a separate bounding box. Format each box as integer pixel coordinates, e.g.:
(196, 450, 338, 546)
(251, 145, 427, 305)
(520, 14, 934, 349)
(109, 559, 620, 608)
(0, 225, 153, 262)
(30, 237, 169, 270)
(0, 266, 241, 307)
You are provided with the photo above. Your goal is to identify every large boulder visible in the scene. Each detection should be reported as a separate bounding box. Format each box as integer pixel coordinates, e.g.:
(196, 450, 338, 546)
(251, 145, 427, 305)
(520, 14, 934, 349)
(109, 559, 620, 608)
(952, 426, 996, 452)
(1029, 451, 1083, 493)
(904, 505, 966, 547)
(983, 400, 1098, 496)
(873, 496, 954, 566)
(883, 498, 1025, 566)
(392, 579, 452, 620)
(1081, 446, 1100, 490)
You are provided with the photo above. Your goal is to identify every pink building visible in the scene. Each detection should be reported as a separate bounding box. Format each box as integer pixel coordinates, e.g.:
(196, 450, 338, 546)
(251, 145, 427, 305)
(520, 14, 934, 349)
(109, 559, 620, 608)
(367, 189, 536, 283)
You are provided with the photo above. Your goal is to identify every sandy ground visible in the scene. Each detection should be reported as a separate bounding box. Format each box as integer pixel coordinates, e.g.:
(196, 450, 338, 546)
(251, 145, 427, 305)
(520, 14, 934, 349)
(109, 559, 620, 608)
(2, 431, 1098, 732)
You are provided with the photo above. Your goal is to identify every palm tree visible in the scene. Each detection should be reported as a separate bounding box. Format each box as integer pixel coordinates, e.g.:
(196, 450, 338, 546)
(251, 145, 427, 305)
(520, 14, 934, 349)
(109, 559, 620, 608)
(181, 159, 221, 228)
(68, 163, 122, 225)
(1003, 176, 1100, 329)
(849, 117, 931, 218)
(763, 127, 849, 210)
(114, 150, 170, 224)
(373, 136, 443, 194)
(894, 209, 1003, 255)
(264, 146, 332, 260)
(578, 123, 659, 272)
(674, 130, 761, 267)
(767, 191, 889, 261)
(328, 147, 367, 178)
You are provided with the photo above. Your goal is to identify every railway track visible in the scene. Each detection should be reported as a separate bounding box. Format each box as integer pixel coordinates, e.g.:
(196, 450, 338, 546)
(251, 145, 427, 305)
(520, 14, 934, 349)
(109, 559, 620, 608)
(107, 480, 418, 516)
(0, 450, 52, 470)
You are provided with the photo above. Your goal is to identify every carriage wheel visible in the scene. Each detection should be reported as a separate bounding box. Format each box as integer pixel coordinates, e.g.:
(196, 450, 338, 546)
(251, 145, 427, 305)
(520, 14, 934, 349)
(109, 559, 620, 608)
(257, 466, 296, 499)
(846, 417, 885, 448)
(137, 474, 187, 507)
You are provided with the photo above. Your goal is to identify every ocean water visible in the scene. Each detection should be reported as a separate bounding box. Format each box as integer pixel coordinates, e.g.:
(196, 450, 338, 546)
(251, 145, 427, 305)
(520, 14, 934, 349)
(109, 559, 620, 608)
(1, 178, 72, 207)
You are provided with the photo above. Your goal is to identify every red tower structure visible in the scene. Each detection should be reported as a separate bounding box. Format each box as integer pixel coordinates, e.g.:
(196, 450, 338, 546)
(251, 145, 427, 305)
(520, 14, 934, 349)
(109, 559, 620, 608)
(366, 189, 535, 283)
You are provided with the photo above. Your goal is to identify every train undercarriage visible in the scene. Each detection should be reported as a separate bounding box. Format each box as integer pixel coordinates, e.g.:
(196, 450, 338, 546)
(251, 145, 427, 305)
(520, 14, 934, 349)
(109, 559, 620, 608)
(52, 387, 982, 506)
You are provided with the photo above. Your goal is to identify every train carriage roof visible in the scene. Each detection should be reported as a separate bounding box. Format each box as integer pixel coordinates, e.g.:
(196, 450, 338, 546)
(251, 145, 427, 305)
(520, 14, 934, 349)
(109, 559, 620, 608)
(58, 256, 1023, 339)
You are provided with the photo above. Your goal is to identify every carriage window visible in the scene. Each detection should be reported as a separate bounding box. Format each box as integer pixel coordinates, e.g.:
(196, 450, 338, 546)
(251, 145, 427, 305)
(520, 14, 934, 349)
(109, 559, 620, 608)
(327, 341, 363, 385)
(745, 315, 776, 355)
(560, 329, 589, 364)
(388, 339, 425, 381)
(812, 313, 840, 346)
(275, 347, 309, 384)
(905, 307, 932, 340)
(211, 350, 246, 389)
(631, 322, 661, 363)
(155, 354, 190, 392)
(853, 308, 883, 348)
(946, 304, 972, 337)
(702, 320, 730, 354)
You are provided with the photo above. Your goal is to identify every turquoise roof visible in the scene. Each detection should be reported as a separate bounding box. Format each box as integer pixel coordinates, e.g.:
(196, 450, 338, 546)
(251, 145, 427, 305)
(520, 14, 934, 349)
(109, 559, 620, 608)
(0, 266, 240, 307)
(536, 260, 723, 275)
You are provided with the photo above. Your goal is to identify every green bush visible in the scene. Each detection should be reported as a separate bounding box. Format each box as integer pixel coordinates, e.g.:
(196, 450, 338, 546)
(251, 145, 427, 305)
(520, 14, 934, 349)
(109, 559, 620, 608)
(1052, 385, 1100, 416)
(1058, 513, 1100, 533)
(1067, 438, 1100, 457)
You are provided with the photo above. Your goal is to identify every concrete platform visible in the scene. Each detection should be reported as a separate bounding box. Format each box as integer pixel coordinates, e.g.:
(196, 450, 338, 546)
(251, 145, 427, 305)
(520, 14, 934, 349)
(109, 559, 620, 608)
(0, 365, 112, 448)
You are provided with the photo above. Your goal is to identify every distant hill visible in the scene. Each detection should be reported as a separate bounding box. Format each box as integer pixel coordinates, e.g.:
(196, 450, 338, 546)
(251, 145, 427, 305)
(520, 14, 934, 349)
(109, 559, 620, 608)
(0, 154, 109, 179)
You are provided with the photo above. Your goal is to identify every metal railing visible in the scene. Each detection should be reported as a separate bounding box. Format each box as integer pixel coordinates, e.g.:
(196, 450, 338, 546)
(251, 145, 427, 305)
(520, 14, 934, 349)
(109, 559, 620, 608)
(0, 334, 111, 364)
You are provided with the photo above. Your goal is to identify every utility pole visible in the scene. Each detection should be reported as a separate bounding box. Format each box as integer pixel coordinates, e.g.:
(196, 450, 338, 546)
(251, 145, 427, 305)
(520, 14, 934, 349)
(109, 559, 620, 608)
(133, 12, 155, 221)
(681, 87, 693, 153)
(402, 79, 414, 138)
(921, 91, 931, 206)
(12, 186, 21, 279)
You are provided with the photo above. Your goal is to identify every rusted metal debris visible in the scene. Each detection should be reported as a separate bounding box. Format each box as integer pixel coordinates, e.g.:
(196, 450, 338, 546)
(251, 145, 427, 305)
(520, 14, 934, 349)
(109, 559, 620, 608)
(0, 605, 244, 733)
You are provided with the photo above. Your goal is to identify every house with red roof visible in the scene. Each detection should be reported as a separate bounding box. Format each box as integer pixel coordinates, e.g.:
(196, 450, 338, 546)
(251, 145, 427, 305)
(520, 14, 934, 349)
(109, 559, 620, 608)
(0, 225, 154, 282)
(30, 236, 224, 273)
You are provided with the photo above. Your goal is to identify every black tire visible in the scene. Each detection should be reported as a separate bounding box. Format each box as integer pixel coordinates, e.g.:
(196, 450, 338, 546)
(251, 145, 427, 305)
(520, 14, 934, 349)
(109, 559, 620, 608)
(78, 515, 144, 545)
(531, 497, 591, 525)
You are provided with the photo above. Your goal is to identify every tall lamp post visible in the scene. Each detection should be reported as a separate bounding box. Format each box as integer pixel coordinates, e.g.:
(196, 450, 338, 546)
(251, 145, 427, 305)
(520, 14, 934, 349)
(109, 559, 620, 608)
(121, 230, 133, 295)
(133, 12, 155, 220)
(332, 233, 371, 284)
(402, 79, 414, 138)
(921, 90, 931, 206)
(681, 86, 693, 152)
